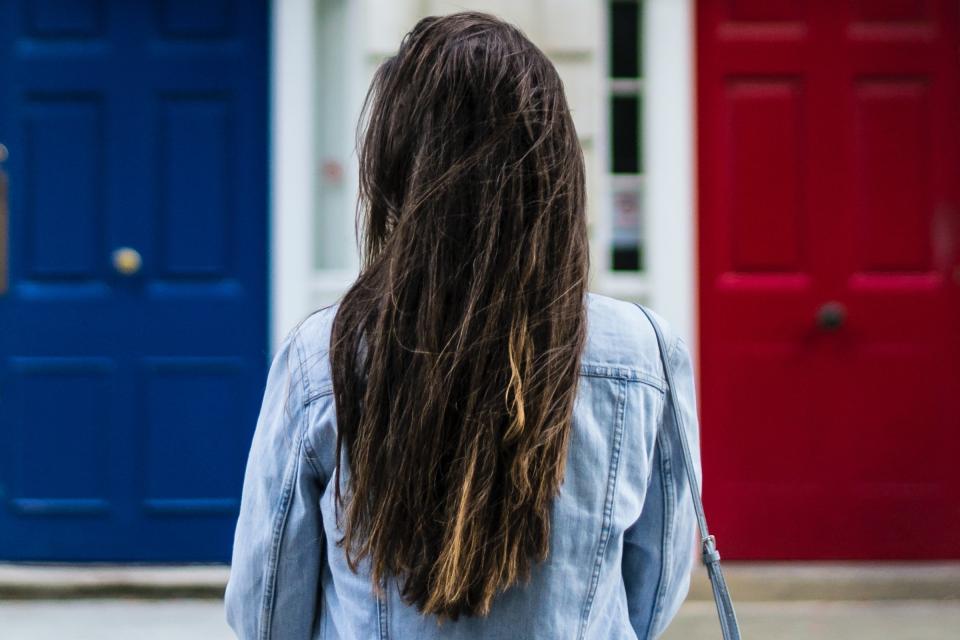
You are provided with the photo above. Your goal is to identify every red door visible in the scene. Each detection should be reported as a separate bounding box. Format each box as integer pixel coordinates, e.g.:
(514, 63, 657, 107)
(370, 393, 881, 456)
(697, 0, 960, 559)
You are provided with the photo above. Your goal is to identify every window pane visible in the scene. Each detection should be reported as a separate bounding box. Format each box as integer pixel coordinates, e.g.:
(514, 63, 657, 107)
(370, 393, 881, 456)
(313, 0, 357, 270)
(611, 181, 644, 271)
(610, 1, 640, 78)
(314, 159, 354, 269)
(611, 94, 642, 174)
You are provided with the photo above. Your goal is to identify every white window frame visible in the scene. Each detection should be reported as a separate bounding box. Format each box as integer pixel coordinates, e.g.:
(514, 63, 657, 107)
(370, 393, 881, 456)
(271, 0, 696, 351)
(594, 0, 649, 300)
(271, 0, 317, 350)
(595, 0, 695, 347)
(643, 0, 696, 348)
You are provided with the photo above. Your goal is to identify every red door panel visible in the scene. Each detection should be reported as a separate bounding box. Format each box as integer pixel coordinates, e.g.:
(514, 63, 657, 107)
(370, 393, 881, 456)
(697, 0, 960, 559)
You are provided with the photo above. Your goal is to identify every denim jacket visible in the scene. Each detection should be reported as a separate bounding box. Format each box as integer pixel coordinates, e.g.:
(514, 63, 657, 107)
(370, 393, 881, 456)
(225, 292, 701, 639)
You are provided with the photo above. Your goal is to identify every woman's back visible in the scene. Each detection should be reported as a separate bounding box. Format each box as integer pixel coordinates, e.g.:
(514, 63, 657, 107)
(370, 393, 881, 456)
(225, 12, 699, 639)
(225, 292, 699, 639)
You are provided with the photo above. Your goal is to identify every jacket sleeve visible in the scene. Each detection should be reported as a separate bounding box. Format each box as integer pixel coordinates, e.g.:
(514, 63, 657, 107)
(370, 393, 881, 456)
(225, 330, 327, 640)
(622, 336, 701, 639)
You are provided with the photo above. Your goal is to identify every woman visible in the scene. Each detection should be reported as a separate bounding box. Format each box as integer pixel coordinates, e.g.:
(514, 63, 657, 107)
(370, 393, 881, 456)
(226, 12, 700, 639)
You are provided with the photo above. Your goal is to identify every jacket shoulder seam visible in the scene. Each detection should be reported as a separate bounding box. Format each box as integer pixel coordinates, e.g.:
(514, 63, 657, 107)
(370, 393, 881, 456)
(258, 405, 309, 639)
(290, 331, 326, 480)
(259, 328, 309, 640)
(577, 376, 629, 638)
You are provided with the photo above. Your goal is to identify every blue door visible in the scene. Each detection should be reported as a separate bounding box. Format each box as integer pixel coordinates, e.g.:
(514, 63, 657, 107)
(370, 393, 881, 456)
(0, 0, 268, 561)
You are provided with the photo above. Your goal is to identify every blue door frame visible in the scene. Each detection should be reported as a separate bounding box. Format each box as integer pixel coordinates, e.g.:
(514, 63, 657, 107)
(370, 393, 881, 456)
(0, 0, 269, 562)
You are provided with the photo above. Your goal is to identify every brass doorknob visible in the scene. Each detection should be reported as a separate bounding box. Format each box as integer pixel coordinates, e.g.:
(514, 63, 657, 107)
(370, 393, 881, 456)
(816, 301, 846, 331)
(112, 247, 142, 276)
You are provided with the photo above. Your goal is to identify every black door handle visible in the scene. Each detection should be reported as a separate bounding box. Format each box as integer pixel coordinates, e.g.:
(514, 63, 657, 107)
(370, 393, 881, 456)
(816, 301, 846, 332)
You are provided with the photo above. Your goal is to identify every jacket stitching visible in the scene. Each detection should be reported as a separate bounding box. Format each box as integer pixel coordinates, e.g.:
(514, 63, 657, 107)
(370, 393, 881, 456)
(577, 377, 628, 640)
(258, 428, 305, 640)
(301, 436, 324, 480)
(377, 577, 389, 640)
(646, 429, 676, 639)
(579, 363, 666, 389)
(320, 583, 329, 639)
(299, 400, 324, 481)
(291, 330, 328, 481)
(305, 386, 334, 405)
(667, 337, 682, 367)
(292, 330, 311, 397)
(663, 338, 681, 392)
(299, 368, 665, 405)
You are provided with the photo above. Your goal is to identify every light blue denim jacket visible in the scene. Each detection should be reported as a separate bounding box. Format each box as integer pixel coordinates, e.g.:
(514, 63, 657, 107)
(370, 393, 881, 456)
(225, 292, 700, 639)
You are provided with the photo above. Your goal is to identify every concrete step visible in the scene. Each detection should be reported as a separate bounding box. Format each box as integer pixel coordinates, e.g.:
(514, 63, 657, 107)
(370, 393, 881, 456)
(0, 564, 228, 600)
(2, 562, 959, 601)
(687, 562, 960, 602)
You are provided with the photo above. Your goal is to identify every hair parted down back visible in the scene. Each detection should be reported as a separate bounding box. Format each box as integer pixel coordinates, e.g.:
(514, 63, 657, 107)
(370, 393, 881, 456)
(328, 12, 589, 621)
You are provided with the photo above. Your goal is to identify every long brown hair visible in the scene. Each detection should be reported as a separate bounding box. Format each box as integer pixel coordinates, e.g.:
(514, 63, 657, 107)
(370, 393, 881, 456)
(329, 12, 589, 621)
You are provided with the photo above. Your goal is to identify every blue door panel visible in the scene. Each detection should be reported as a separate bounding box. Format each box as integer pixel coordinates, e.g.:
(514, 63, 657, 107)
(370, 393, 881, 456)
(157, 97, 232, 276)
(24, 0, 106, 38)
(141, 357, 249, 511)
(22, 97, 105, 278)
(0, 0, 268, 561)
(8, 358, 116, 515)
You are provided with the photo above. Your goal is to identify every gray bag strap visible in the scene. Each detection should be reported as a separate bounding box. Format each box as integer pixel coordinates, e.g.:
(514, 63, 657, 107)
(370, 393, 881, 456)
(635, 304, 741, 640)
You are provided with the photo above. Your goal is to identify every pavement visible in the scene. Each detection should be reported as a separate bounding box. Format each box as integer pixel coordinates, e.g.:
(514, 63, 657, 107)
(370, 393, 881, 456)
(662, 600, 960, 640)
(2, 598, 959, 639)
(0, 599, 233, 640)
(0, 563, 958, 639)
